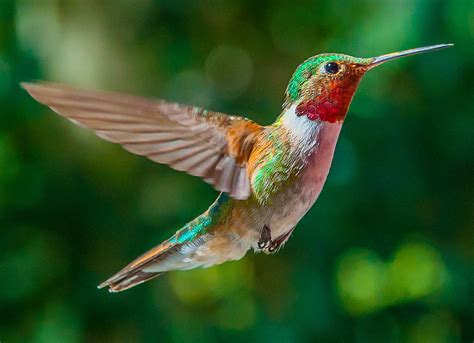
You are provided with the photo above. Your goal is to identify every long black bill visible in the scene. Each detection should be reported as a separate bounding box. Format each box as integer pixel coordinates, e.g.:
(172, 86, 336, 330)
(369, 43, 453, 68)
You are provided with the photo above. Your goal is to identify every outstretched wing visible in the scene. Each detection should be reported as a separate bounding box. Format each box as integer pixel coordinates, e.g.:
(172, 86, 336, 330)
(22, 82, 264, 199)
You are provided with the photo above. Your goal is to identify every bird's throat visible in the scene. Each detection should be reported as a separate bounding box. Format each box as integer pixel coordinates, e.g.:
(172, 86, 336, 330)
(295, 98, 344, 123)
(295, 79, 360, 123)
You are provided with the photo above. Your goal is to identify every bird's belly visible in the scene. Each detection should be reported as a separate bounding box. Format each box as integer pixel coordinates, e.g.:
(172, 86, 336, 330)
(266, 122, 342, 240)
(266, 170, 326, 240)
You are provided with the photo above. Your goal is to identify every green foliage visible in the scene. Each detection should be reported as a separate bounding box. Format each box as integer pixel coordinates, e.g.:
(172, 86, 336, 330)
(1, 0, 472, 342)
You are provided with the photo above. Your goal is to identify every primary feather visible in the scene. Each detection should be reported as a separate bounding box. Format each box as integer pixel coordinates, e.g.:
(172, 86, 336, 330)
(21, 82, 263, 199)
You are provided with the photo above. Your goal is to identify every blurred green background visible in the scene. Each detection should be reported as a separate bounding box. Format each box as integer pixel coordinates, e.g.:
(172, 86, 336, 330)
(1, 0, 473, 342)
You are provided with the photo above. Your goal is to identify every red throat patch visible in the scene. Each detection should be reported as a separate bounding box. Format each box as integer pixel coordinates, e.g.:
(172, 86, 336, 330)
(296, 99, 341, 123)
(295, 76, 361, 123)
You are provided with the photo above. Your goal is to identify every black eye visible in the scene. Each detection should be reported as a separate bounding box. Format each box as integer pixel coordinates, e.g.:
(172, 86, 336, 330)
(324, 62, 339, 74)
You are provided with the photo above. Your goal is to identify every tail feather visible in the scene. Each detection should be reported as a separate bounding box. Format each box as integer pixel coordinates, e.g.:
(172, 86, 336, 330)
(98, 227, 210, 292)
(101, 270, 163, 293)
(98, 239, 180, 292)
(98, 197, 227, 292)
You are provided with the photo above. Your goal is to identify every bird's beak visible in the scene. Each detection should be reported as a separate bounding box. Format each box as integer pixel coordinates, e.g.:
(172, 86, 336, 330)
(367, 44, 453, 69)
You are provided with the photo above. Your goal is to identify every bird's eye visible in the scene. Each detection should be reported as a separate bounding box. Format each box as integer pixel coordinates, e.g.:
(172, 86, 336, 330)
(323, 62, 339, 74)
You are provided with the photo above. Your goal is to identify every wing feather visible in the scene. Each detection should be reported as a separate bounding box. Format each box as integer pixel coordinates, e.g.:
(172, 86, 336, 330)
(22, 82, 263, 199)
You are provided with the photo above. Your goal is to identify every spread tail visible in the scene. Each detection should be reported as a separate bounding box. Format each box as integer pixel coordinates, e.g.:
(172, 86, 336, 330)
(98, 194, 230, 293)
(98, 215, 212, 292)
(98, 239, 177, 292)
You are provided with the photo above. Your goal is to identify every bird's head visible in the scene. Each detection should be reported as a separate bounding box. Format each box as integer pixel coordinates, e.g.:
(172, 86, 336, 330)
(283, 44, 452, 124)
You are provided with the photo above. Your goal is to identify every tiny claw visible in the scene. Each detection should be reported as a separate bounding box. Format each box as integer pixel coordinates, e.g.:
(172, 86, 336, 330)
(257, 225, 272, 249)
(268, 239, 283, 253)
(266, 226, 295, 254)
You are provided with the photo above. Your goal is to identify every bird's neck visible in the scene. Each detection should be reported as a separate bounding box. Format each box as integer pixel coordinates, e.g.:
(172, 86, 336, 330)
(276, 104, 328, 146)
(277, 104, 343, 169)
(283, 76, 361, 124)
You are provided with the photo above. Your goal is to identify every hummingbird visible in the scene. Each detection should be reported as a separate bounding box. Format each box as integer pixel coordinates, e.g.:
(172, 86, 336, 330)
(22, 44, 451, 292)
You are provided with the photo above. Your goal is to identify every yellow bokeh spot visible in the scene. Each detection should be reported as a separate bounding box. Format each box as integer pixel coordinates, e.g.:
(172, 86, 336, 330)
(336, 242, 448, 316)
(336, 249, 386, 315)
(388, 242, 447, 301)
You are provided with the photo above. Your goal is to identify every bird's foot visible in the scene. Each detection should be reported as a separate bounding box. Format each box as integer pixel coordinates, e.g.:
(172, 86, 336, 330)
(257, 225, 272, 249)
(267, 227, 295, 253)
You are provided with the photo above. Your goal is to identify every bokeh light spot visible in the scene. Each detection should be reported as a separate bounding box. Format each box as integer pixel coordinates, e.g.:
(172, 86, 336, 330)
(336, 248, 385, 315)
(387, 242, 447, 301)
(336, 242, 448, 315)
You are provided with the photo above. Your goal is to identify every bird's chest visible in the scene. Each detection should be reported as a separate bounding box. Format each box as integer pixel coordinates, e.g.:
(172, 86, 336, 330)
(262, 121, 342, 239)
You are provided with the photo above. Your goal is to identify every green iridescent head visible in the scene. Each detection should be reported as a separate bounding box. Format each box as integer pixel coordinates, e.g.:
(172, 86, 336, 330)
(281, 44, 453, 123)
(286, 54, 369, 102)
